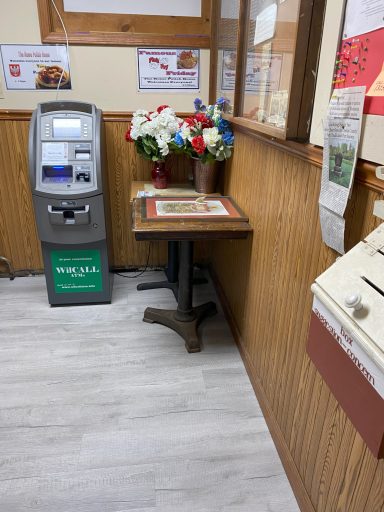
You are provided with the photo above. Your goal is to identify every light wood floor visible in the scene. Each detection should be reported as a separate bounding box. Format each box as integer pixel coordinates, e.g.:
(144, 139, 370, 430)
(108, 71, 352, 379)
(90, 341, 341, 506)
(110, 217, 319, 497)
(0, 271, 299, 512)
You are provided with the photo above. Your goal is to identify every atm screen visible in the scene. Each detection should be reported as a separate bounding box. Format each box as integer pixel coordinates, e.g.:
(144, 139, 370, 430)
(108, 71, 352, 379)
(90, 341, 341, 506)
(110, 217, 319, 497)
(53, 118, 81, 138)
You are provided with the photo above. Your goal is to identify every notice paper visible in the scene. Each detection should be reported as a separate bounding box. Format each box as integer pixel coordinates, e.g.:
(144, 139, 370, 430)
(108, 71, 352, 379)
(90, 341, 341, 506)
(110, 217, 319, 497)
(319, 86, 365, 253)
(137, 48, 199, 91)
(343, 0, 384, 39)
(0, 44, 71, 90)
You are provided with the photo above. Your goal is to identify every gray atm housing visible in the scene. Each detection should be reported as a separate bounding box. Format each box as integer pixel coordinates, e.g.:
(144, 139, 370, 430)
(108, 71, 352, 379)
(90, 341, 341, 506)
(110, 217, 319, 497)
(29, 101, 112, 305)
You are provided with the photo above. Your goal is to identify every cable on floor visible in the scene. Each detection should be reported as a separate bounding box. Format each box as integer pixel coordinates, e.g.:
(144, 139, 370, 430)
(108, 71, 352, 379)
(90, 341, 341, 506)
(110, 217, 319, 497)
(115, 243, 151, 278)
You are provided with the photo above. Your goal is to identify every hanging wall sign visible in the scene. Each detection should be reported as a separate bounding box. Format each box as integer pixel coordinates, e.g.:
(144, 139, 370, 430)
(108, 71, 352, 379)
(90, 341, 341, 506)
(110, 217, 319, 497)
(0, 44, 71, 91)
(137, 48, 200, 91)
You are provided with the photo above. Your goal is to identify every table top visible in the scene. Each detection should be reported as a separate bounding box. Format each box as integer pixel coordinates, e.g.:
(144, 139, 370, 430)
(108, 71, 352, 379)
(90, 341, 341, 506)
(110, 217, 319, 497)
(132, 196, 252, 241)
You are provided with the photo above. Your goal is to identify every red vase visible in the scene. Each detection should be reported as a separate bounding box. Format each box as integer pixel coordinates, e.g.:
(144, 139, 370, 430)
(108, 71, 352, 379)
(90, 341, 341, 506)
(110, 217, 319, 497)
(151, 161, 169, 189)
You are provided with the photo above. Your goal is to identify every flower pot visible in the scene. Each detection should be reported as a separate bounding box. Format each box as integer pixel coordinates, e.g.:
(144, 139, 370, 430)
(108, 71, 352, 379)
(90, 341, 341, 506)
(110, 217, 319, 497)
(192, 159, 219, 194)
(151, 160, 169, 189)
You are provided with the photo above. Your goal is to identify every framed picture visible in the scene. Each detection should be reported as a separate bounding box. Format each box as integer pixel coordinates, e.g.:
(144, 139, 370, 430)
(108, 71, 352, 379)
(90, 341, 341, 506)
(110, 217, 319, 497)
(140, 196, 248, 222)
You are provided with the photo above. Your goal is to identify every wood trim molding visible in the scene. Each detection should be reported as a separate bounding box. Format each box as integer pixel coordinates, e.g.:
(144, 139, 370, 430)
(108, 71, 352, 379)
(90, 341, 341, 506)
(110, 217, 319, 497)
(0, 110, 191, 122)
(208, 0, 221, 104)
(233, 117, 287, 140)
(354, 160, 384, 194)
(233, 0, 250, 117)
(0, 109, 382, 193)
(209, 265, 316, 512)
(36, 0, 211, 48)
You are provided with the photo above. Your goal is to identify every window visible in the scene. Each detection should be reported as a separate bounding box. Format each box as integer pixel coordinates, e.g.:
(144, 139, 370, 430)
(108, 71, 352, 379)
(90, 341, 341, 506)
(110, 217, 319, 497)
(214, 0, 326, 140)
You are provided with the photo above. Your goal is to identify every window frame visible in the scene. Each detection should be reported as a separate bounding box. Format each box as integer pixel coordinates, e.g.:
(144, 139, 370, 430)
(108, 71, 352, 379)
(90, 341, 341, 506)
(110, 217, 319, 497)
(37, 0, 212, 48)
(210, 0, 327, 141)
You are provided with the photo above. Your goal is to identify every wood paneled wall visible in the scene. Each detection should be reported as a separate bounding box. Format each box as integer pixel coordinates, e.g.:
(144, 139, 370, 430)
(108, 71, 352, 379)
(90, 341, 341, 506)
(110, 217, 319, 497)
(210, 128, 384, 512)
(1, 114, 384, 512)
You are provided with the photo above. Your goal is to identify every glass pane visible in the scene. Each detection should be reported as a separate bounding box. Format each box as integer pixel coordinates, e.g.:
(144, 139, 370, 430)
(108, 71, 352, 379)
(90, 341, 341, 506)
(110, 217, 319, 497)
(216, 0, 241, 115)
(242, 0, 300, 129)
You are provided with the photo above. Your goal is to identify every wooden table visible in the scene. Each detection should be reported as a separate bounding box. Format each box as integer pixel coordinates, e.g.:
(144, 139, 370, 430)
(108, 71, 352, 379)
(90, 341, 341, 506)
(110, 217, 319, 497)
(130, 182, 217, 299)
(132, 197, 252, 352)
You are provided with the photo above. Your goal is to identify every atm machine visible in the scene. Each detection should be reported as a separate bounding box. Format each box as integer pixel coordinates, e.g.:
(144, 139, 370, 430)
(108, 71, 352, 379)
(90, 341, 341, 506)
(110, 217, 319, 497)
(29, 101, 113, 305)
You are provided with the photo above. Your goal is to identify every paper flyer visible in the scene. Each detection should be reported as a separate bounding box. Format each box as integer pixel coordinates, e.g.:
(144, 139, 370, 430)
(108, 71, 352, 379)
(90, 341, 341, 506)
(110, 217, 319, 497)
(221, 51, 282, 93)
(343, 0, 384, 39)
(319, 86, 365, 253)
(137, 48, 199, 91)
(0, 44, 71, 90)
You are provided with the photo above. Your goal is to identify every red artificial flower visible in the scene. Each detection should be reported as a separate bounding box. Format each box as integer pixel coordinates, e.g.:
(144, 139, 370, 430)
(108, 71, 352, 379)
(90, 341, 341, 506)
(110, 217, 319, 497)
(191, 135, 206, 154)
(157, 104, 169, 113)
(184, 117, 195, 127)
(194, 112, 214, 128)
(125, 129, 133, 142)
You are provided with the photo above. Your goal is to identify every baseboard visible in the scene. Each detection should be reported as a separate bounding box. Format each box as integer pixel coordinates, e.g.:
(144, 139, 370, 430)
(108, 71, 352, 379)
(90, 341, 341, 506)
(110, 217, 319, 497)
(209, 265, 316, 512)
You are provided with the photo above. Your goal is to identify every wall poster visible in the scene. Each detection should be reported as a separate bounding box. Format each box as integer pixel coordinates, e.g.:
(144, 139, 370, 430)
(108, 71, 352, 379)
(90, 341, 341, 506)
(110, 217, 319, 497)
(137, 48, 199, 91)
(0, 44, 71, 90)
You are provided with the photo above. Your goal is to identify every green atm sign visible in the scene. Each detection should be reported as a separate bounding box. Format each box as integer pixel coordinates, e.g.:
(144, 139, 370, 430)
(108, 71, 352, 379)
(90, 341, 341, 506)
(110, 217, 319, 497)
(51, 249, 103, 293)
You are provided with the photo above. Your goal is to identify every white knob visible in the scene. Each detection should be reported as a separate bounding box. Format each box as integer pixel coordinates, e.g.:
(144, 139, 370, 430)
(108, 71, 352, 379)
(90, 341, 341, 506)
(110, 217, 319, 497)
(344, 293, 363, 311)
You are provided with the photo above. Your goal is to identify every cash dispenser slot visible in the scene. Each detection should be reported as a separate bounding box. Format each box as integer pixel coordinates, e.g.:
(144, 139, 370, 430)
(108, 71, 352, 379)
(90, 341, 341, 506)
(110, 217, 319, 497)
(48, 205, 90, 225)
(43, 165, 73, 183)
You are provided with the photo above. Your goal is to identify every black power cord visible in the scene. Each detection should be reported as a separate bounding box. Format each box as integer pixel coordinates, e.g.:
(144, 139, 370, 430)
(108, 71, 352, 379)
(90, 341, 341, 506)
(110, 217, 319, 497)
(115, 243, 152, 279)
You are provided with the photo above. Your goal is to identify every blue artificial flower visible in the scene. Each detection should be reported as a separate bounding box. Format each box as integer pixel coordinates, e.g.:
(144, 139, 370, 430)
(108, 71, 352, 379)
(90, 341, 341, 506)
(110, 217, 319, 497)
(194, 98, 205, 112)
(222, 131, 234, 145)
(174, 131, 184, 146)
(218, 118, 230, 132)
(216, 96, 228, 107)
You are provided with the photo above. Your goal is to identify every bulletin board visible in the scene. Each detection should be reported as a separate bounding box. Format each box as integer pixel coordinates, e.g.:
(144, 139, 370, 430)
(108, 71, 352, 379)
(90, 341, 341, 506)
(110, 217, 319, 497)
(310, 0, 384, 164)
(333, 5, 384, 116)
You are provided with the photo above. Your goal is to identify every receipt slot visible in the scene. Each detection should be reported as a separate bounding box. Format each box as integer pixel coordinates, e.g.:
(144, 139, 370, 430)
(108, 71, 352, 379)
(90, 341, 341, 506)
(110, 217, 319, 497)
(307, 223, 384, 458)
(29, 101, 112, 305)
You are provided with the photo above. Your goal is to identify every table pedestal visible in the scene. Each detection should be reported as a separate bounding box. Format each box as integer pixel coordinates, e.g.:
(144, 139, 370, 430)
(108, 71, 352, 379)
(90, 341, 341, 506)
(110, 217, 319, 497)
(137, 241, 208, 301)
(137, 241, 179, 299)
(143, 241, 217, 352)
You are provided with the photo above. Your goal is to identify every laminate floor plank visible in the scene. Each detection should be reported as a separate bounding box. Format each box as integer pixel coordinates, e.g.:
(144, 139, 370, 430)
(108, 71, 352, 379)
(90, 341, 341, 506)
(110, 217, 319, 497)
(0, 273, 298, 511)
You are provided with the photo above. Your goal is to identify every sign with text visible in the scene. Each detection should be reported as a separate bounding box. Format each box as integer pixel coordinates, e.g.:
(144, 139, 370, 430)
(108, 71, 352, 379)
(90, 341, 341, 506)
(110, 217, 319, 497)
(51, 249, 103, 294)
(221, 50, 282, 93)
(312, 296, 384, 398)
(0, 44, 71, 90)
(137, 48, 199, 91)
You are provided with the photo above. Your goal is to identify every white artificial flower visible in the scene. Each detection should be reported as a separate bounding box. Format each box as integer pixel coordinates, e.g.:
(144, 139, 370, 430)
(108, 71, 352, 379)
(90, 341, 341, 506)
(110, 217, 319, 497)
(179, 122, 191, 140)
(130, 127, 141, 140)
(133, 109, 149, 117)
(203, 127, 220, 147)
(157, 139, 170, 156)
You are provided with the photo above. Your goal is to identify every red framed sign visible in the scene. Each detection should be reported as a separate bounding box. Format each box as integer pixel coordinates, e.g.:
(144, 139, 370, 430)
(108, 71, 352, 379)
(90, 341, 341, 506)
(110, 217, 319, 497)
(141, 196, 248, 222)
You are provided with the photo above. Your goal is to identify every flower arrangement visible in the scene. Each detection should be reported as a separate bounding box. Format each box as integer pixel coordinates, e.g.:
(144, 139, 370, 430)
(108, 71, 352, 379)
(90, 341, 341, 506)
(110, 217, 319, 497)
(125, 105, 182, 162)
(172, 97, 234, 164)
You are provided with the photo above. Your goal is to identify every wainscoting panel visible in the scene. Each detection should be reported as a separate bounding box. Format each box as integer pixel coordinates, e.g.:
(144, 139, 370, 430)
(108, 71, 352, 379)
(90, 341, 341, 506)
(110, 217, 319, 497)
(1, 113, 383, 512)
(210, 129, 384, 511)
